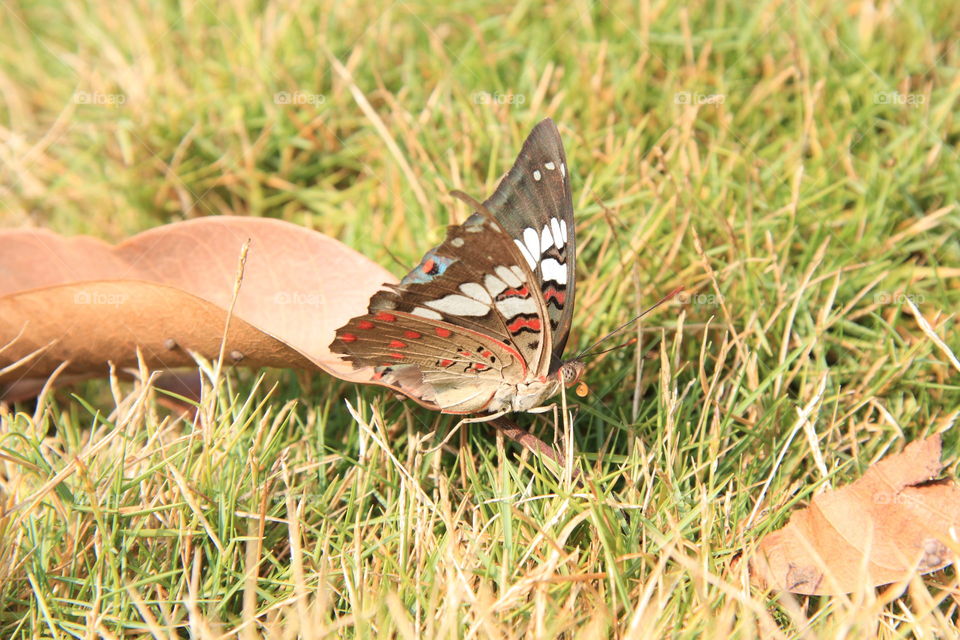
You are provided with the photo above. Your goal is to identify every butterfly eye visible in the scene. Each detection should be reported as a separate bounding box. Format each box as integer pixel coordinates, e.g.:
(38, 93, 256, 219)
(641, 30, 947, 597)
(559, 360, 585, 386)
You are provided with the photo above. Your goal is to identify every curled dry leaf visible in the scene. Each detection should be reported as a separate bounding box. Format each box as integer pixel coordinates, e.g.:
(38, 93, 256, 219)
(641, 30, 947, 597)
(750, 435, 960, 595)
(0, 216, 405, 400)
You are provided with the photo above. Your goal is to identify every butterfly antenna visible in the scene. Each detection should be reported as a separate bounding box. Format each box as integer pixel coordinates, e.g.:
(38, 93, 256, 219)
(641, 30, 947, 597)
(575, 286, 683, 359)
(580, 337, 637, 360)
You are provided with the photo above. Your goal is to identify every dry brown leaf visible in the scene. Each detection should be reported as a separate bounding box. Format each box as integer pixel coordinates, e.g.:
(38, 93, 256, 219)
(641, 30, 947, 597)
(0, 216, 412, 400)
(750, 434, 960, 595)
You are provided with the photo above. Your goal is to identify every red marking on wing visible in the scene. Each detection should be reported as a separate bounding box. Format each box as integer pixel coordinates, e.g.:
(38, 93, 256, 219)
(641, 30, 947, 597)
(438, 359, 453, 368)
(340, 333, 358, 342)
(386, 310, 530, 377)
(376, 311, 397, 322)
(480, 350, 493, 359)
(388, 352, 405, 360)
(507, 316, 542, 333)
(458, 350, 472, 358)
(389, 340, 407, 349)
(471, 363, 491, 372)
(543, 287, 566, 305)
(404, 330, 422, 339)
(358, 320, 375, 330)
(422, 258, 435, 274)
(500, 285, 530, 298)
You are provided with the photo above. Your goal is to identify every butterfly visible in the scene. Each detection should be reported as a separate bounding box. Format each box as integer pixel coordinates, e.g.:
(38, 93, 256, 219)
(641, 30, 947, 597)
(330, 119, 584, 419)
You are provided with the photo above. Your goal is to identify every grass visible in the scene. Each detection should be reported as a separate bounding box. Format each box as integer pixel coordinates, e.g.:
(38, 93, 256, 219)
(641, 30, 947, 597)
(1, 0, 959, 636)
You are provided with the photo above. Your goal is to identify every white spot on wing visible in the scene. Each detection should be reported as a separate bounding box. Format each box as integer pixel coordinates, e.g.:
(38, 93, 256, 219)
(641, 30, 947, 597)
(411, 306, 443, 320)
(533, 170, 542, 181)
(459, 282, 492, 303)
(425, 295, 490, 316)
(484, 273, 508, 297)
(523, 227, 541, 263)
(560, 219, 568, 243)
(495, 265, 522, 287)
(545, 161, 556, 170)
(560, 162, 566, 178)
(496, 297, 538, 318)
(451, 236, 465, 247)
(540, 258, 567, 284)
(540, 224, 554, 253)
(513, 239, 536, 270)
(550, 218, 564, 249)
(509, 265, 526, 282)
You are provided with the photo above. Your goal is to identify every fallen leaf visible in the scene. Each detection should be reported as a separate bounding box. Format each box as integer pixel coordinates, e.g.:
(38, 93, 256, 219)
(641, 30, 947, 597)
(750, 434, 960, 595)
(0, 216, 441, 405)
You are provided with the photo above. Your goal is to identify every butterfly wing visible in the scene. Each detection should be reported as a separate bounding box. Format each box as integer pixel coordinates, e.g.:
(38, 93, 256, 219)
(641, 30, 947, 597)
(331, 214, 548, 414)
(331, 308, 528, 414)
(482, 118, 576, 364)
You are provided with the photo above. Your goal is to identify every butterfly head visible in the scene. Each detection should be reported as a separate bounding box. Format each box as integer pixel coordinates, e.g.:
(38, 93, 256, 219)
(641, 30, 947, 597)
(558, 359, 585, 386)
(558, 359, 589, 399)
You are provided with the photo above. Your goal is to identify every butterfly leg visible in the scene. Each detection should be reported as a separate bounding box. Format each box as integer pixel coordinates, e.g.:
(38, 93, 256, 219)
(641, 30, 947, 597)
(421, 410, 512, 454)
(527, 403, 557, 414)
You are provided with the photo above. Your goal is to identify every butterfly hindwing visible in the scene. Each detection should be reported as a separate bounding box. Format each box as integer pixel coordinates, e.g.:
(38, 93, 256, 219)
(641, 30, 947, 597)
(334, 214, 545, 358)
(331, 309, 527, 414)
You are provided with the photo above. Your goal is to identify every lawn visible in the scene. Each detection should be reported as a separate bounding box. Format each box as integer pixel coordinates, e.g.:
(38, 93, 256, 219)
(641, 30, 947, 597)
(1, 0, 959, 637)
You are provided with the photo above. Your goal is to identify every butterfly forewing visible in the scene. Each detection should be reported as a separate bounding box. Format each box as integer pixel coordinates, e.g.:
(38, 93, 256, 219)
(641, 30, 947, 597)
(482, 119, 576, 362)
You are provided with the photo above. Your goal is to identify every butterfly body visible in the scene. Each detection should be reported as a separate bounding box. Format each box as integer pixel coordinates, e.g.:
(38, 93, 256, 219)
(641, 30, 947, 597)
(331, 119, 581, 415)
(490, 373, 561, 414)
(488, 358, 586, 413)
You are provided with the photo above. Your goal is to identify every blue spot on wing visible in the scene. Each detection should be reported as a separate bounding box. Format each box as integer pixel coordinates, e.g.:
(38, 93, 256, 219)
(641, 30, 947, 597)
(400, 251, 456, 285)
